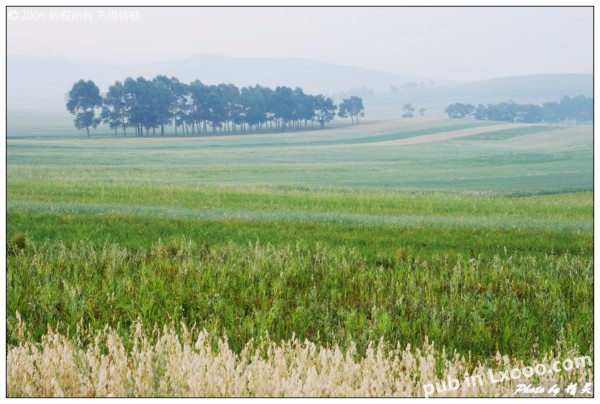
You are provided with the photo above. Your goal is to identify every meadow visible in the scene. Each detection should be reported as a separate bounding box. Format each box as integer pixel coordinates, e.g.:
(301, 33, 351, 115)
(6, 118, 593, 397)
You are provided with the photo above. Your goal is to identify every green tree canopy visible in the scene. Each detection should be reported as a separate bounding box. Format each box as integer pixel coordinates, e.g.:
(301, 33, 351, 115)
(313, 95, 337, 129)
(338, 96, 364, 124)
(66, 79, 102, 137)
(101, 81, 128, 136)
(444, 103, 475, 119)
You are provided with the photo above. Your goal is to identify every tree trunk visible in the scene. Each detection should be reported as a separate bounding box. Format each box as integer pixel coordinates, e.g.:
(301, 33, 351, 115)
(356, 114, 359, 124)
(161, 124, 164, 136)
(86, 127, 90, 138)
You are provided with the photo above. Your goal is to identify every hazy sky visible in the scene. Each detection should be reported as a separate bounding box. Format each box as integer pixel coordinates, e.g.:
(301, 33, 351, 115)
(7, 6, 592, 81)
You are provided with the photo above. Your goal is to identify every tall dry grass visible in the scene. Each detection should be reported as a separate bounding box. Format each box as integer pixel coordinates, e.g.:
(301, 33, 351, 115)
(7, 318, 592, 398)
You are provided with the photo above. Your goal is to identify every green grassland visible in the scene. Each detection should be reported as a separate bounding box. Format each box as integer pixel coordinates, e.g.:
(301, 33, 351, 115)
(7, 119, 593, 364)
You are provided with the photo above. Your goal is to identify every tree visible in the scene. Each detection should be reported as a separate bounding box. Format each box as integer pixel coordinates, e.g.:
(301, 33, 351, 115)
(541, 100, 562, 123)
(313, 95, 337, 129)
(473, 104, 488, 120)
(419, 107, 426, 117)
(241, 85, 268, 131)
(122, 77, 141, 136)
(66, 79, 102, 137)
(553, 95, 593, 123)
(273, 86, 294, 130)
(134, 77, 159, 135)
(292, 87, 314, 128)
(485, 101, 519, 122)
(514, 104, 543, 123)
(444, 103, 475, 119)
(402, 104, 415, 118)
(152, 75, 177, 136)
(170, 79, 192, 135)
(101, 81, 128, 136)
(219, 83, 241, 132)
(206, 85, 227, 132)
(189, 80, 208, 134)
(338, 96, 364, 124)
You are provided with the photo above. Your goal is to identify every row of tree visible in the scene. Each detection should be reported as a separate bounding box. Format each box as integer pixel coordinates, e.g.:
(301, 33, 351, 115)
(445, 96, 593, 123)
(66, 77, 365, 137)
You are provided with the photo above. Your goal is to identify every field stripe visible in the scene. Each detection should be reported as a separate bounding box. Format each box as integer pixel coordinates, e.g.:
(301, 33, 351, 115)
(8, 120, 499, 150)
(8, 200, 591, 232)
(370, 123, 534, 146)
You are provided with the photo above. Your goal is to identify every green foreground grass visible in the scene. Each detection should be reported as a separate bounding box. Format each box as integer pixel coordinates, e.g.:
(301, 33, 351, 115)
(7, 187, 593, 362)
(7, 236, 592, 362)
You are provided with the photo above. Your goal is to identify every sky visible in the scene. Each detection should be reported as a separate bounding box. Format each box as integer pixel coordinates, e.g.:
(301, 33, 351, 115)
(6, 6, 593, 81)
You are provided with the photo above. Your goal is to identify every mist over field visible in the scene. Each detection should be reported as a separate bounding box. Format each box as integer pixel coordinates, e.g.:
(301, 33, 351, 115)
(6, 6, 594, 398)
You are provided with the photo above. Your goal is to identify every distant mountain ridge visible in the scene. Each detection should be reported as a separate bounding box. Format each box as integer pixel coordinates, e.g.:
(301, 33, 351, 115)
(8, 54, 592, 120)
(422, 74, 593, 102)
(7, 54, 448, 103)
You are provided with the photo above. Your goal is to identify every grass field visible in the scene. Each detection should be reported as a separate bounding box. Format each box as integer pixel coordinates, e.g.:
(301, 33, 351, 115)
(7, 118, 593, 397)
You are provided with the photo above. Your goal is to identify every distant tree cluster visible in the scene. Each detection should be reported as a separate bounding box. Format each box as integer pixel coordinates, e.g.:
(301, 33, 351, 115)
(390, 81, 435, 94)
(333, 87, 374, 101)
(67, 77, 365, 137)
(445, 96, 592, 124)
(401, 103, 425, 118)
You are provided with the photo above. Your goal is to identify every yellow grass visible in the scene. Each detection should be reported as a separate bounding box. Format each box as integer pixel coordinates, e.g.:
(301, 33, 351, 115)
(7, 319, 593, 398)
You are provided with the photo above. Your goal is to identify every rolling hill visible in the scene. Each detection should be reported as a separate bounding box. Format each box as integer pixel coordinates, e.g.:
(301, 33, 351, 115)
(366, 74, 592, 118)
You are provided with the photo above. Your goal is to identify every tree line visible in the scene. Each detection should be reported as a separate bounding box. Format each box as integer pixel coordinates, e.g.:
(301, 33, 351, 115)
(444, 96, 593, 124)
(66, 77, 365, 137)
